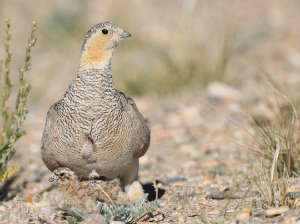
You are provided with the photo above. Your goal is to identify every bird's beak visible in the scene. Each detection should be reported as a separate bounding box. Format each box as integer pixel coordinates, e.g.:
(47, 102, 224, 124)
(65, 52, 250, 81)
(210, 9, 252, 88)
(49, 177, 55, 182)
(121, 31, 131, 38)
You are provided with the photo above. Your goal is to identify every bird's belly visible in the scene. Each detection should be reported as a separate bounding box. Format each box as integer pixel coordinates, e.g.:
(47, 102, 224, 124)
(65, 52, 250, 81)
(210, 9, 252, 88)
(53, 109, 136, 180)
(62, 139, 135, 180)
(70, 155, 134, 180)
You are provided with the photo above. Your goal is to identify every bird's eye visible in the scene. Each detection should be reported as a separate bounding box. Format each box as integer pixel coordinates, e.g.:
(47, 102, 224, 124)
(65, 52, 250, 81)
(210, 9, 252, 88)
(102, 29, 108, 35)
(60, 173, 65, 177)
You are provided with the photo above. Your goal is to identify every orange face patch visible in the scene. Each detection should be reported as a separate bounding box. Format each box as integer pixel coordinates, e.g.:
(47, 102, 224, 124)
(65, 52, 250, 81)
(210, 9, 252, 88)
(80, 34, 111, 67)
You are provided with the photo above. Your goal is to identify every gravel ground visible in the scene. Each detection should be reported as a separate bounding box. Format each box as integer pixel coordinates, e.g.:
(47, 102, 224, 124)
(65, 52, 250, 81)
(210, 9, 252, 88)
(1, 84, 300, 223)
(1, 1, 300, 223)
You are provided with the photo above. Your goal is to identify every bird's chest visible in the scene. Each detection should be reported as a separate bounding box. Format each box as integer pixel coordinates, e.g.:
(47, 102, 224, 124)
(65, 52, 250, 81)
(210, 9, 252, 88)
(82, 110, 135, 168)
(90, 110, 132, 141)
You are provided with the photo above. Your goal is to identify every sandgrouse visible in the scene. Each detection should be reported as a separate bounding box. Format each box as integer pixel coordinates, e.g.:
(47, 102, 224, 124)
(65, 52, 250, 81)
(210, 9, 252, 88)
(49, 167, 120, 210)
(41, 22, 150, 195)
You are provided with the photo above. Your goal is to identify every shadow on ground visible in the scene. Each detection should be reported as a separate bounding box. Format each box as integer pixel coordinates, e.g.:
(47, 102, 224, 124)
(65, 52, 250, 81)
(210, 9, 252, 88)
(142, 180, 166, 202)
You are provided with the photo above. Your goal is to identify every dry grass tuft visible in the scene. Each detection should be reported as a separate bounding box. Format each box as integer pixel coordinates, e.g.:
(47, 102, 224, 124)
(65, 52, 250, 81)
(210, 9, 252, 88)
(243, 88, 300, 208)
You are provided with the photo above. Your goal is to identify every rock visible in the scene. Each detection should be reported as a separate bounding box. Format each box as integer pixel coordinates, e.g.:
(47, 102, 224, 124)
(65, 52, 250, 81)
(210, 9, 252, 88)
(203, 179, 212, 185)
(282, 217, 299, 224)
(167, 177, 187, 186)
(178, 205, 183, 210)
(208, 166, 225, 177)
(198, 198, 209, 206)
(235, 207, 251, 220)
(220, 186, 230, 192)
(265, 207, 289, 217)
(205, 191, 227, 200)
(24, 193, 39, 203)
(288, 192, 300, 199)
(206, 187, 220, 194)
(0, 206, 6, 213)
(206, 82, 241, 103)
(288, 184, 300, 192)
(181, 106, 201, 125)
(178, 215, 186, 224)
(171, 182, 186, 187)
(205, 190, 260, 200)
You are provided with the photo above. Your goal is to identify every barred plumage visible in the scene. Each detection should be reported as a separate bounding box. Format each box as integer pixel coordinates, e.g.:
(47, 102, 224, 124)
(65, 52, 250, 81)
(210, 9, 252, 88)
(41, 22, 150, 197)
(49, 167, 121, 210)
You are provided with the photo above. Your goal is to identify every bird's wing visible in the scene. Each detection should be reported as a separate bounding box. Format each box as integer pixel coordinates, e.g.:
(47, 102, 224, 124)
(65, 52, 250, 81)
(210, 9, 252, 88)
(41, 101, 62, 171)
(116, 90, 151, 158)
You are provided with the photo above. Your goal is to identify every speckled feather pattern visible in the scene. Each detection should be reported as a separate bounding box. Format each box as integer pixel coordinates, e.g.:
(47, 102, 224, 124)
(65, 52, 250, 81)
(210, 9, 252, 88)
(41, 22, 150, 188)
(50, 167, 121, 209)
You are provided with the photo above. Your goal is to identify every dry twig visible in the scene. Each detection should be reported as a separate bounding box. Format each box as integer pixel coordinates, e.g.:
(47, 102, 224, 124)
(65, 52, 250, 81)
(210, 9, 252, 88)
(96, 183, 114, 205)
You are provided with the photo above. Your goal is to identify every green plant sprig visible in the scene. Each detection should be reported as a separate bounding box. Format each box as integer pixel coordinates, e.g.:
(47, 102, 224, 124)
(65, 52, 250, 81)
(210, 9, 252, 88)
(0, 20, 37, 183)
(0, 19, 13, 143)
(13, 20, 37, 140)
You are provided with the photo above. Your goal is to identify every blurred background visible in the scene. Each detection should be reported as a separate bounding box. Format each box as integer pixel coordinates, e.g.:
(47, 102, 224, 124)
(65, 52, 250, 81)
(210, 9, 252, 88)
(1, 0, 300, 214)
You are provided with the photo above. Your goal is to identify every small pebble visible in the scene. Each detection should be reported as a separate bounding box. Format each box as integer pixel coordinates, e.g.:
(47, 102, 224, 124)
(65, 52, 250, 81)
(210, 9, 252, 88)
(198, 198, 209, 206)
(288, 192, 300, 199)
(178, 216, 186, 224)
(205, 190, 260, 200)
(167, 177, 187, 186)
(220, 186, 230, 192)
(265, 207, 289, 217)
(281, 217, 299, 224)
(236, 207, 251, 220)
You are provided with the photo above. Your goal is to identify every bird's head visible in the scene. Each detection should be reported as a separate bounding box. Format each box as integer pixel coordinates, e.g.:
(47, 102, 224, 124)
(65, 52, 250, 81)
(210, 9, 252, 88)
(49, 167, 78, 184)
(79, 22, 131, 68)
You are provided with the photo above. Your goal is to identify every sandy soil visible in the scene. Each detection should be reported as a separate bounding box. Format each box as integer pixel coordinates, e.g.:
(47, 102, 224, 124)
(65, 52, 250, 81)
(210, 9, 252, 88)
(1, 1, 300, 223)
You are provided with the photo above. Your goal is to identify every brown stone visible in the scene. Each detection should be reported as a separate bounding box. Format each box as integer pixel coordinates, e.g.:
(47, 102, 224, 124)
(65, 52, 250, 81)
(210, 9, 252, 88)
(282, 217, 299, 224)
(205, 190, 260, 200)
(236, 207, 251, 220)
(198, 198, 209, 206)
(265, 207, 289, 217)
(24, 193, 39, 203)
(171, 181, 186, 187)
